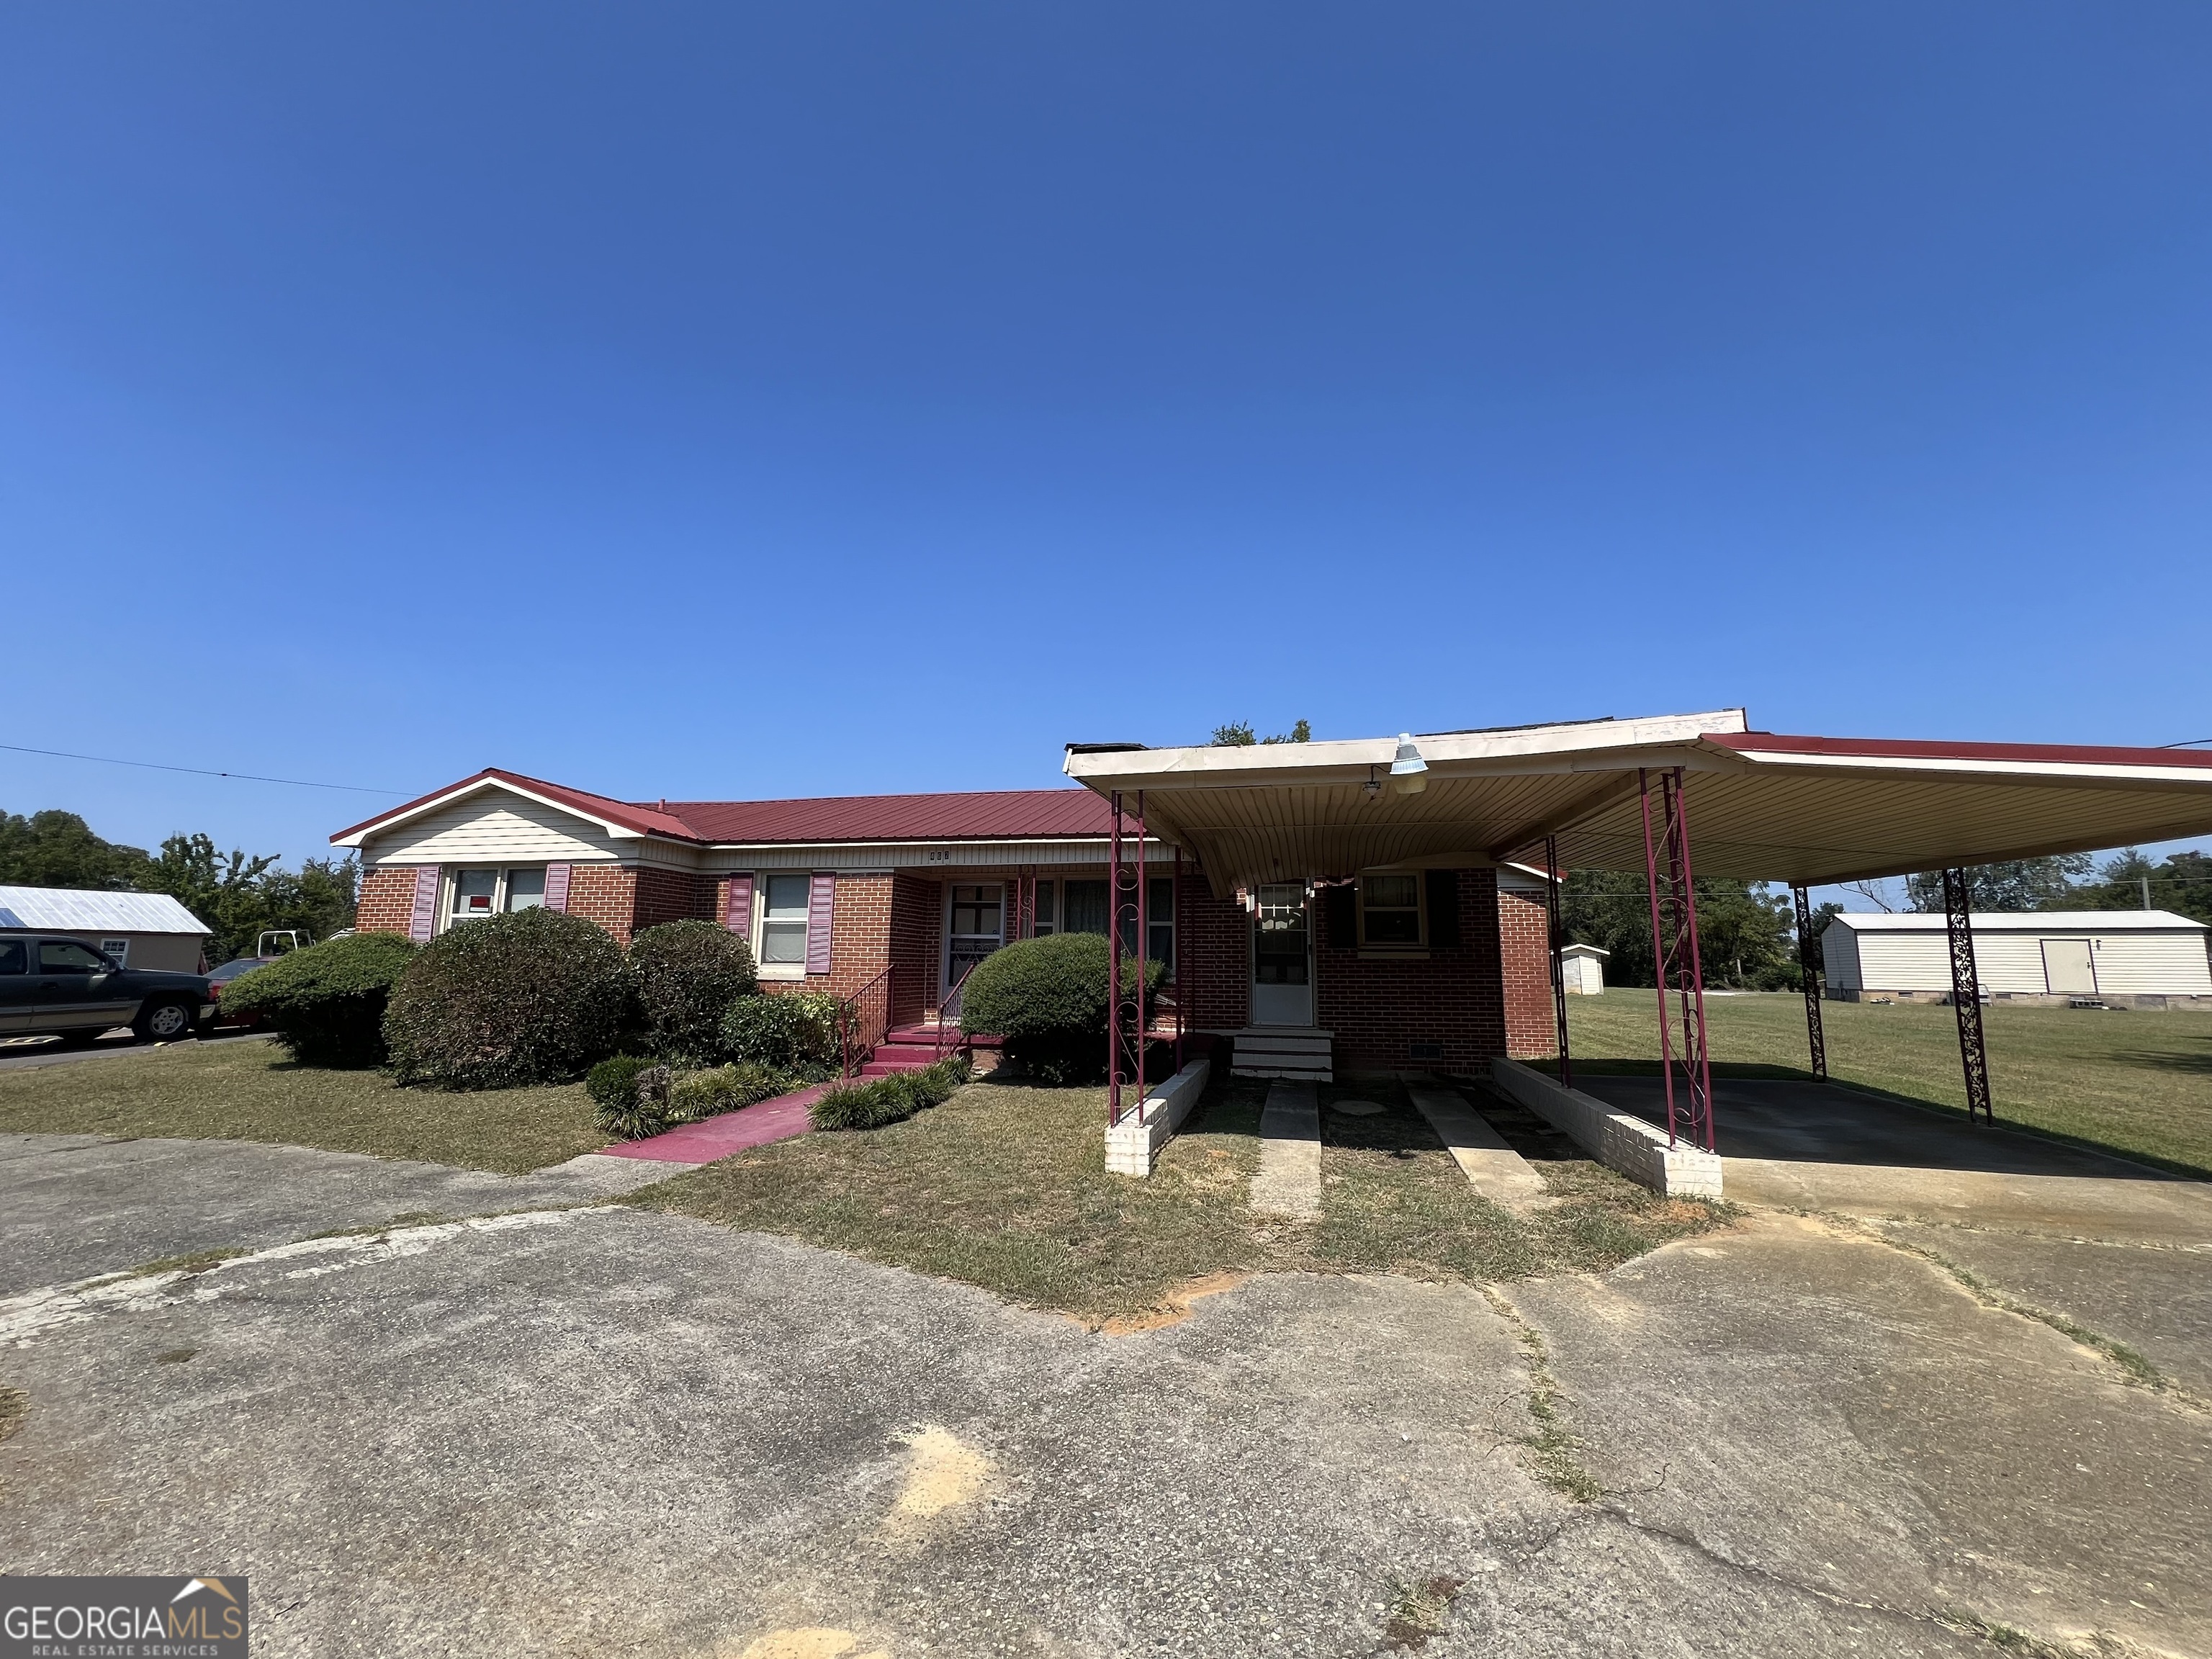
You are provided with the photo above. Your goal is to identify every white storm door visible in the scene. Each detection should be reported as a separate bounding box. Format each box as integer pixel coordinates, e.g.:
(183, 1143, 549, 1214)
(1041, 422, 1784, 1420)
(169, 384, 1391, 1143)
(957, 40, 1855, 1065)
(1251, 884, 1313, 1026)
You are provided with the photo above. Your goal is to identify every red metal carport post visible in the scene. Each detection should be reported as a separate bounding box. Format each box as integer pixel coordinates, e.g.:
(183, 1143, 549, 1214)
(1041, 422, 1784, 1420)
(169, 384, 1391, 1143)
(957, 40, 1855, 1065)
(1639, 767, 1715, 1152)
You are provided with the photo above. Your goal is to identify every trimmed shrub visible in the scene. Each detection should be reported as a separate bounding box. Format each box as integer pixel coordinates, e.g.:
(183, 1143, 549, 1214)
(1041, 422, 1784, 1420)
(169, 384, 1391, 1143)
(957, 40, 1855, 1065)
(670, 1061, 794, 1120)
(959, 933, 1164, 1084)
(218, 932, 418, 1067)
(810, 1054, 971, 1133)
(587, 1054, 653, 1112)
(721, 990, 840, 1069)
(383, 907, 628, 1089)
(629, 920, 758, 1063)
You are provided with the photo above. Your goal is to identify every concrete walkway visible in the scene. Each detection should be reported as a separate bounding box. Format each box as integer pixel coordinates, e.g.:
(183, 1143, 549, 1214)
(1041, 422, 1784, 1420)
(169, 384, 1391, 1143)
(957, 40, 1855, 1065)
(1407, 1086, 1550, 1211)
(1249, 1079, 1321, 1218)
(595, 1083, 828, 1164)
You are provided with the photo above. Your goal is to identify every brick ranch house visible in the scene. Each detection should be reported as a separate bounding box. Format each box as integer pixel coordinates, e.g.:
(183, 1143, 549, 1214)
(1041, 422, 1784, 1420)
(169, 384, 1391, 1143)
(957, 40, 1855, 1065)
(332, 767, 1560, 1079)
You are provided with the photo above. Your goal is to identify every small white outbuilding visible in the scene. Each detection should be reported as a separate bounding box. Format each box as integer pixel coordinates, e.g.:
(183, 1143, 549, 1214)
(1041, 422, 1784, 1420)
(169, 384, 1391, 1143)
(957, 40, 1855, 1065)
(1559, 941, 1610, 994)
(1820, 909, 2212, 1010)
(0, 886, 214, 974)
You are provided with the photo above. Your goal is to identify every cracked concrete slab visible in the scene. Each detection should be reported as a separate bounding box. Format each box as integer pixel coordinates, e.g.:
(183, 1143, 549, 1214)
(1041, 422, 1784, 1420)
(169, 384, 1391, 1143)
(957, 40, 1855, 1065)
(0, 1131, 675, 1293)
(0, 1204, 2008, 1658)
(1512, 1211, 2212, 1656)
(1881, 1220, 2212, 1401)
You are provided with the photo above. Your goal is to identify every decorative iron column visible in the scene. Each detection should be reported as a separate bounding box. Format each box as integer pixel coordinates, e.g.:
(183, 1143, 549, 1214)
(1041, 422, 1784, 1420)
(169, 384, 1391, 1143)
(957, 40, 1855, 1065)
(1107, 790, 1147, 1126)
(1791, 884, 1827, 1082)
(1941, 866, 1994, 1125)
(1173, 845, 1187, 1073)
(1639, 768, 1716, 1151)
(1545, 834, 1573, 1089)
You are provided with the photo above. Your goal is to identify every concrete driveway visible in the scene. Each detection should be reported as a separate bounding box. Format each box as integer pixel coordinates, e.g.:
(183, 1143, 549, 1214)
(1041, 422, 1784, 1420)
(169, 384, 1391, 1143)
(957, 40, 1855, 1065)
(3, 1129, 2208, 1657)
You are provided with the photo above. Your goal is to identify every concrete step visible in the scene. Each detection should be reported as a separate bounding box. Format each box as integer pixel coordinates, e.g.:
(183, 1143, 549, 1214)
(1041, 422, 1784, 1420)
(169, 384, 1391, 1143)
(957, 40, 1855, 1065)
(871, 1043, 940, 1063)
(860, 1058, 932, 1076)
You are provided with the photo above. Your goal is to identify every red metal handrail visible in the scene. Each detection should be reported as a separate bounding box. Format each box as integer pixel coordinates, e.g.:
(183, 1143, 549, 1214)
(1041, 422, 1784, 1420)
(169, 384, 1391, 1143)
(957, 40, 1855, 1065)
(935, 961, 980, 1062)
(837, 966, 894, 1081)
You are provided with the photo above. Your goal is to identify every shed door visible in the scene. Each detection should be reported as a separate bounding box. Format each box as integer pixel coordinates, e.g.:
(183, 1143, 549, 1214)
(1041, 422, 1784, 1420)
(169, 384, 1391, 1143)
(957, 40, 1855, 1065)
(2041, 938, 2097, 995)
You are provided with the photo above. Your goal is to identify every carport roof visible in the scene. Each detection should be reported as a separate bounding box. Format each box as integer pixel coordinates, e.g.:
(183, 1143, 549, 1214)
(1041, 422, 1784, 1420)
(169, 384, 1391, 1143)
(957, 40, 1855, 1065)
(1060, 710, 2212, 891)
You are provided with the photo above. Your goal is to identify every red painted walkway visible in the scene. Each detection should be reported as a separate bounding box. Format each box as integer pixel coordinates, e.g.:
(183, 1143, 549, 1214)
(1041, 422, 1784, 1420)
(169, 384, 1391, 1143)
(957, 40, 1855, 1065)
(595, 1083, 829, 1164)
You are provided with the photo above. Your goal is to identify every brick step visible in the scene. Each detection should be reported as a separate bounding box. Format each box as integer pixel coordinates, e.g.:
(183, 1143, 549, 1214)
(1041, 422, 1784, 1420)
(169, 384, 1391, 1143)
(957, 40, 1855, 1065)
(860, 1058, 934, 1076)
(871, 1043, 941, 1063)
(885, 1026, 1001, 1049)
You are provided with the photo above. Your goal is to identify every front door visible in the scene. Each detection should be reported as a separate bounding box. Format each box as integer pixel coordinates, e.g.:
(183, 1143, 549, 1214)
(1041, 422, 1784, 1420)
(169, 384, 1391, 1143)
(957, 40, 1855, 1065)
(946, 884, 1005, 997)
(1251, 883, 1313, 1026)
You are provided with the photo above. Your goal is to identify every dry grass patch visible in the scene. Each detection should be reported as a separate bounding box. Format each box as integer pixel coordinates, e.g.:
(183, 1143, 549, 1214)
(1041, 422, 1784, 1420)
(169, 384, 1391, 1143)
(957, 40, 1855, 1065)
(0, 1039, 606, 1174)
(634, 1074, 1727, 1325)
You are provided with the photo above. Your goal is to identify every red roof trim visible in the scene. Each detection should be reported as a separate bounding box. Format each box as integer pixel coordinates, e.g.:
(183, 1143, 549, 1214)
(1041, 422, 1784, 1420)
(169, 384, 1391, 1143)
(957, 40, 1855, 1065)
(1711, 732, 2212, 771)
(333, 770, 1116, 846)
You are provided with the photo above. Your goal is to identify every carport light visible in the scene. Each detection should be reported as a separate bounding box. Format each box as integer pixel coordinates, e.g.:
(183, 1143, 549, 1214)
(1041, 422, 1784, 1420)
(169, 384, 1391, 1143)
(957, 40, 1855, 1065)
(1389, 734, 1428, 795)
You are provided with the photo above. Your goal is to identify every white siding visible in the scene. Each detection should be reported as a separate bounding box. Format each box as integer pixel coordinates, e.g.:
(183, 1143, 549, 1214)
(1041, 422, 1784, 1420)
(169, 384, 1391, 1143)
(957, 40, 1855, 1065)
(364, 796, 627, 866)
(1843, 924, 2212, 996)
(2090, 934, 2212, 995)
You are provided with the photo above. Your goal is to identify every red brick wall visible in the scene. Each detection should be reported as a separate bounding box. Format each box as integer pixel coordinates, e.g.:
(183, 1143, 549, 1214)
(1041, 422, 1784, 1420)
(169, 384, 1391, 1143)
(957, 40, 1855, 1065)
(889, 874, 942, 1025)
(1312, 870, 1509, 1071)
(634, 866, 715, 934)
(565, 864, 641, 943)
(1498, 884, 1557, 1060)
(817, 872, 892, 1000)
(356, 864, 421, 935)
(1176, 872, 1251, 1030)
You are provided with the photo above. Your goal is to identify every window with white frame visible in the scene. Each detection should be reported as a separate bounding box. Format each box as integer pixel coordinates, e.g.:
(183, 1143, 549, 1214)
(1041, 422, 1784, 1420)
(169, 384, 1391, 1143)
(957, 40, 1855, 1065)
(1359, 873, 1424, 946)
(446, 867, 547, 929)
(758, 873, 811, 968)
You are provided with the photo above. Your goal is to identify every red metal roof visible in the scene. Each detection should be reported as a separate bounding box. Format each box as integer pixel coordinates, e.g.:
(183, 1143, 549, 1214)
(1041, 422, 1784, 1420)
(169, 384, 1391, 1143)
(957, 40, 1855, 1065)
(664, 789, 1114, 843)
(334, 770, 1115, 846)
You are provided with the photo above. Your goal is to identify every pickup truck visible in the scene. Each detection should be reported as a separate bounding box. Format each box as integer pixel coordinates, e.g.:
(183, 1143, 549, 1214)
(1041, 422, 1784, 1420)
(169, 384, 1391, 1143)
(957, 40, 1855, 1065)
(0, 935, 210, 1047)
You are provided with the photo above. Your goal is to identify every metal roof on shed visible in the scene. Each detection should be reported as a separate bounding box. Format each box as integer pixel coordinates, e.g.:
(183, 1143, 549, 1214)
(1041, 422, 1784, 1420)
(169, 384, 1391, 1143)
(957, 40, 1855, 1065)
(0, 885, 212, 935)
(1827, 910, 2208, 933)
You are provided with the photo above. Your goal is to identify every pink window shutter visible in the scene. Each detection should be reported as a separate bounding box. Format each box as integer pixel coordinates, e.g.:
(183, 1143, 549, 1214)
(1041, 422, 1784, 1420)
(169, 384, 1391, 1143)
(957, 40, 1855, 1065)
(725, 873, 754, 938)
(408, 866, 441, 942)
(544, 864, 572, 913)
(804, 873, 836, 975)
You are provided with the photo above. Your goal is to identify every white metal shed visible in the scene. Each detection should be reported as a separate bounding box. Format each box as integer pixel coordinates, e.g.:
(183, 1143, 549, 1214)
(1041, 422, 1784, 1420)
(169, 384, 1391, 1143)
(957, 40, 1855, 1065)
(0, 886, 214, 974)
(1560, 942, 1610, 994)
(1820, 910, 2212, 1010)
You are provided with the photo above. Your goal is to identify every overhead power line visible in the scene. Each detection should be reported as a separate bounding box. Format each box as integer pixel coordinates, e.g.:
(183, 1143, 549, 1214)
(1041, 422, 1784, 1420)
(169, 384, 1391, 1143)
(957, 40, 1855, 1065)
(0, 742, 403, 796)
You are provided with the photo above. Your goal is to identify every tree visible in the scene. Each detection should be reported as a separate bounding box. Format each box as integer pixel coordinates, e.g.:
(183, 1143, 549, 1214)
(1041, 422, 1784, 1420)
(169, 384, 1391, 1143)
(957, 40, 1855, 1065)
(1904, 855, 2092, 913)
(1560, 869, 1798, 990)
(137, 835, 360, 963)
(1211, 719, 1311, 745)
(0, 809, 151, 889)
(2067, 848, 2212, 927)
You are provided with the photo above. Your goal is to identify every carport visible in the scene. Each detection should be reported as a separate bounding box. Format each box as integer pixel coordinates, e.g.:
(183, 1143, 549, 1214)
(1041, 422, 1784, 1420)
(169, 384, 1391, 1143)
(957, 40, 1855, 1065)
(1064, 709, 2212, 1188)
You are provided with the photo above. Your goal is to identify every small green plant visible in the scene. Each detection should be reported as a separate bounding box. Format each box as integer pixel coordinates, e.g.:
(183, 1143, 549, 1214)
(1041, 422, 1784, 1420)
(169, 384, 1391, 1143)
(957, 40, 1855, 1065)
(595, 1062, 675, 1140)
(810, 1055, 971, 1132)
(628, 920, 758, 1063)
(960, 932, 1162, 1084)
(670, 1061, 795, 1119)
(721, 990, 840, 1069)
(587, 1054, 653, 1112)
(217, 932, 418, 1067)
(383, 907, 628, 1089)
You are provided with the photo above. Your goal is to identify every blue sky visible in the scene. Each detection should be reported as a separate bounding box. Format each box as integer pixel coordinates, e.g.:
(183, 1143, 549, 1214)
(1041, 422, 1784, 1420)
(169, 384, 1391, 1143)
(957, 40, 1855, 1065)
(4, 2, 2209, 884)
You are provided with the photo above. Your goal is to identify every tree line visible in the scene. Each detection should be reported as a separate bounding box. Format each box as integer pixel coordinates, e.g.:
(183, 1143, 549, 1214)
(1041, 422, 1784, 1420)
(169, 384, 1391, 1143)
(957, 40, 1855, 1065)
(0, 807, 358, 966)
(1560, 848, 2211, 992)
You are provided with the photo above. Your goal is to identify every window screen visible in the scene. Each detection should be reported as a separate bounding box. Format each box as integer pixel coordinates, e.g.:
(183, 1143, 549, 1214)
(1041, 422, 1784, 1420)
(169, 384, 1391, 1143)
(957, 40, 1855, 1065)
(760, 873, 811, 965)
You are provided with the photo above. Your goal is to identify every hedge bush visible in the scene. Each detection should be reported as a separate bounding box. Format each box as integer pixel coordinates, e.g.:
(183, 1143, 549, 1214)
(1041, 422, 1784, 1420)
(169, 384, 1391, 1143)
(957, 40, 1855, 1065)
(383, 907, 629, 1089)
(629, 920, 757, 1063)
(218, 932, 418, 1067)
(959, 932, 1164, 1084)
(721, 990, 840, 1070)
(810, 1055, 971, 1133)
(671, 1061, 793, 1119)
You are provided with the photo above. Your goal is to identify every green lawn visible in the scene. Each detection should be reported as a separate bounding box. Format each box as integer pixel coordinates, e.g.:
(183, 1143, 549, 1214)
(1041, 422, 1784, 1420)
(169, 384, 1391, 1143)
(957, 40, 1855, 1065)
(634, 1074, 1725, 1326)
(0, 1039, 607, 1174)
(1563, 989, 2212, 1178)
